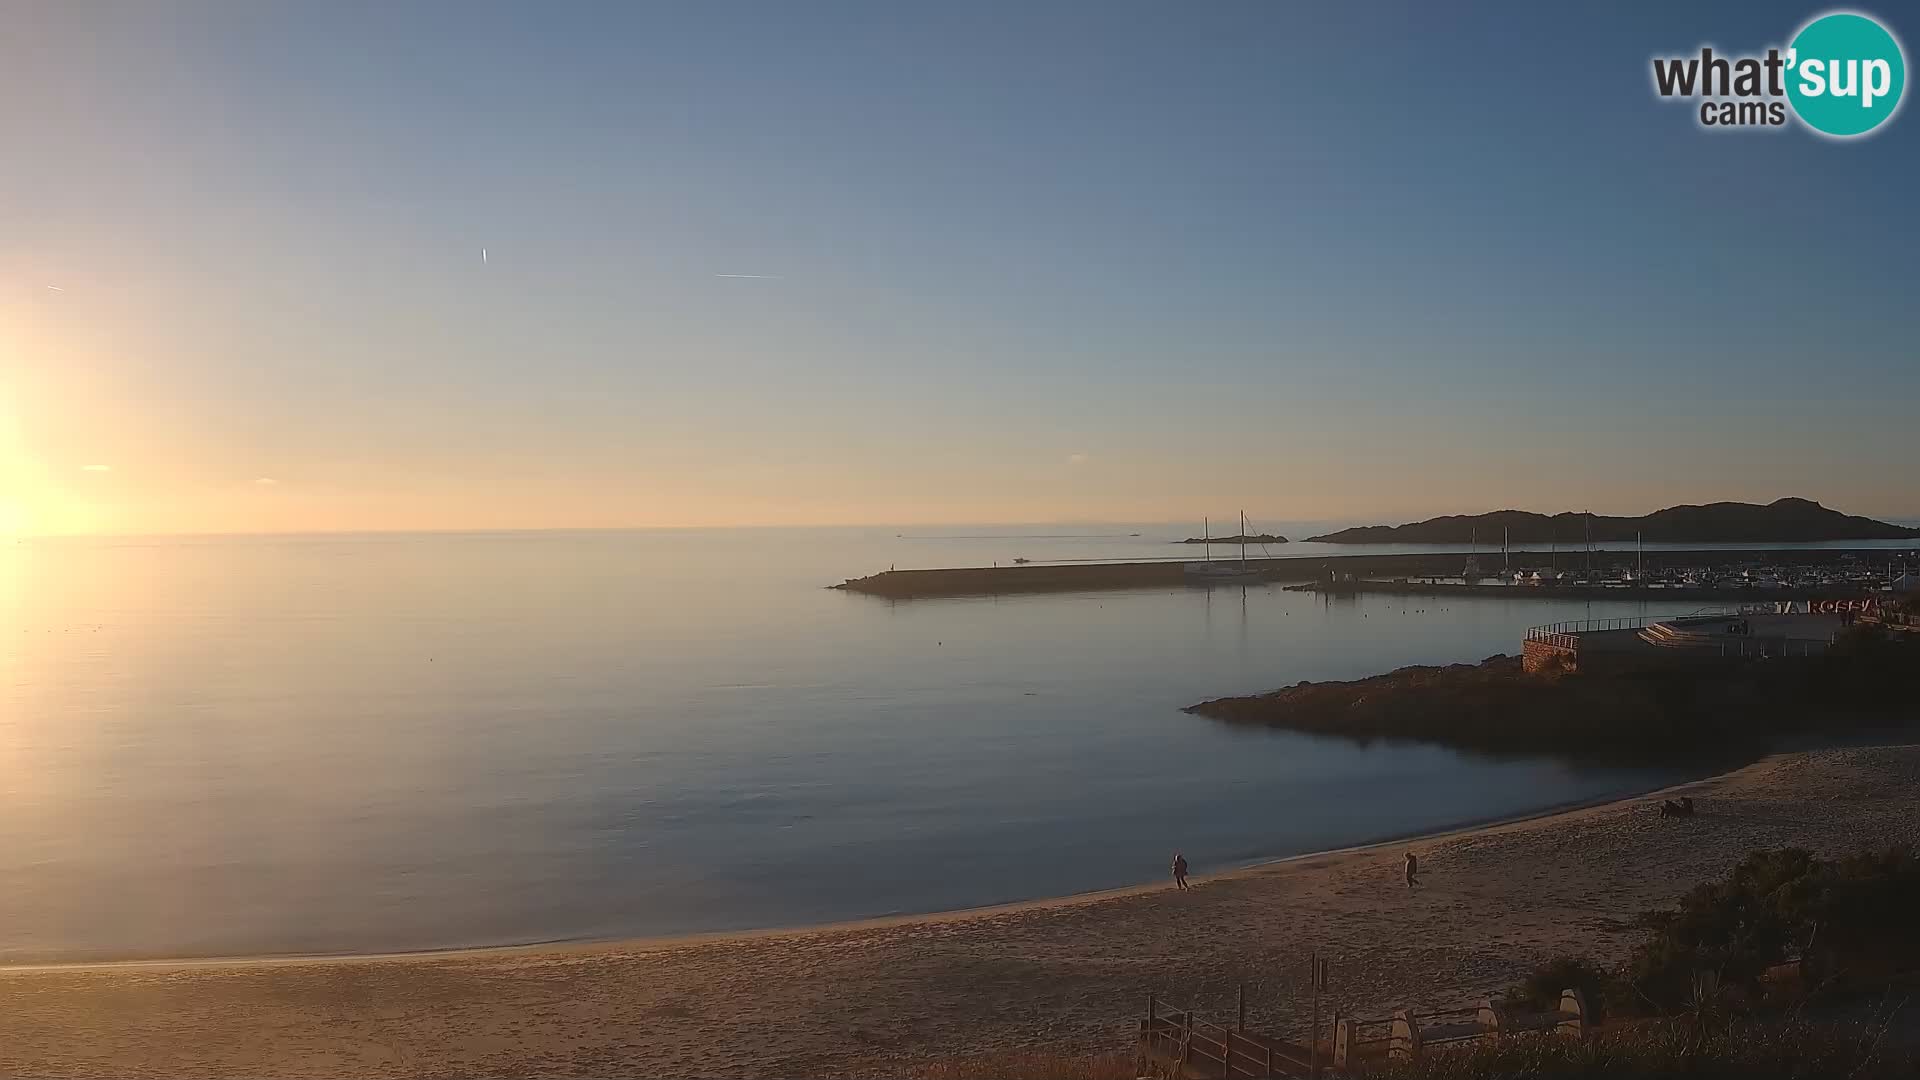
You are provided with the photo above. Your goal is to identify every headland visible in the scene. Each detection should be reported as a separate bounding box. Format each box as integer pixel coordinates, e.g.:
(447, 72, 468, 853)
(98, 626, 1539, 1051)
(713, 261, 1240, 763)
(1305, 497, 1917, 544)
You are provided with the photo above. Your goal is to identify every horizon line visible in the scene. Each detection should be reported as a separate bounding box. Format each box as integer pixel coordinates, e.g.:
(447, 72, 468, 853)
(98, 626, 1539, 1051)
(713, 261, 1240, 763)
(14, 513, 1920, 544)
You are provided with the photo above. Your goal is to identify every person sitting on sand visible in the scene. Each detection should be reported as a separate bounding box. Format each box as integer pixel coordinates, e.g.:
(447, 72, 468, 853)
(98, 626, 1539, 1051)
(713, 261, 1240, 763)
(1404, 851, 1420, 889)
(1171, 852, 1189, 891)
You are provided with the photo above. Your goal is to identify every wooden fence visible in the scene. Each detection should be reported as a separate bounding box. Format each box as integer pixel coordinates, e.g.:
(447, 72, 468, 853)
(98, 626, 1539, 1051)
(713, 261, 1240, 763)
(1141, 975, 1589, 1077)
(1142, 944, 1920, 1078)
(1335, 989, 1589, 1072)
(1139, 996, 1316, 1078)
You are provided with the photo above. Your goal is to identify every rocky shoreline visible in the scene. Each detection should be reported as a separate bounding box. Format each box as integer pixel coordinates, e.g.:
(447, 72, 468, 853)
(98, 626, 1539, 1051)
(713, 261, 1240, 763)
(1185, 639, 1915, 764)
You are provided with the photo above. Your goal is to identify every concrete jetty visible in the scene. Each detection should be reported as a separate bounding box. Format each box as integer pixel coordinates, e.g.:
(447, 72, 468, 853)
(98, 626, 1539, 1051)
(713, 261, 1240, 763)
(835, 558, 1265, 597)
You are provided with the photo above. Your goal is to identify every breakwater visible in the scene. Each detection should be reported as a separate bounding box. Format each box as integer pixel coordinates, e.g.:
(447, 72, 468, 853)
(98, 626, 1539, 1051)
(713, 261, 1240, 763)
(832, 547, 1903, 599)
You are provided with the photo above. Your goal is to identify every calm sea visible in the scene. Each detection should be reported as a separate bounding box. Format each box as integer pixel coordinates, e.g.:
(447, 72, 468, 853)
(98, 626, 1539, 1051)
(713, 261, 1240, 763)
(3, 525, 1902, 963)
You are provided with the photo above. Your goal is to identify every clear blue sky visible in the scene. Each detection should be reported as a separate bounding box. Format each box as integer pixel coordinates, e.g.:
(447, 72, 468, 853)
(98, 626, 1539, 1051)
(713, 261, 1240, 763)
(4, 1, 1914, 533)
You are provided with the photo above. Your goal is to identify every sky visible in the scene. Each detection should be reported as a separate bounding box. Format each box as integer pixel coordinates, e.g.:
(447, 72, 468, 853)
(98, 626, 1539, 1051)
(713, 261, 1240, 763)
(2, 1, 1916, 535)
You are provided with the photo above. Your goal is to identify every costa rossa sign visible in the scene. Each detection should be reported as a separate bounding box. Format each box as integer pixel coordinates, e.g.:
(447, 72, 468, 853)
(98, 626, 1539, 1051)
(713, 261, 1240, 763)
(1740, 598, 1879, 615)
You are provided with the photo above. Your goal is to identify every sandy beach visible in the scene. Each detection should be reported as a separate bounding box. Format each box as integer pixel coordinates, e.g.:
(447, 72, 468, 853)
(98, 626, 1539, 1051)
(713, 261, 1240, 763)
(3, 743, 1916, 1078)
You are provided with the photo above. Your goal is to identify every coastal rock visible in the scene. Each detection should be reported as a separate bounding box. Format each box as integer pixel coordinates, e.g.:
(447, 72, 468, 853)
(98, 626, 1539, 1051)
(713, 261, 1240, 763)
(1185, 636, 1916, 763)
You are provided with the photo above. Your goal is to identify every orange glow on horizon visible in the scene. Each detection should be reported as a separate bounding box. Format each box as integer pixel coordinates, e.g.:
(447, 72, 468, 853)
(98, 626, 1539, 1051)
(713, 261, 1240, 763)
(7, 283, 1918, 538)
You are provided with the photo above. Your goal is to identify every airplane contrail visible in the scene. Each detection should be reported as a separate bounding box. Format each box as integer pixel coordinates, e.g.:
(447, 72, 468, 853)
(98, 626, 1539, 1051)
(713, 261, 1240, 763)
(45, 285, 64, 291)
(482, 248, 488, 264)
(715, 273, 781, 279)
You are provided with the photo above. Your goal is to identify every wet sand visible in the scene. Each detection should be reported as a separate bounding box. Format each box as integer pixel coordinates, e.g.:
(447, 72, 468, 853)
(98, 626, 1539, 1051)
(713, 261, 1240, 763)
(3, 744, 1917, 1078)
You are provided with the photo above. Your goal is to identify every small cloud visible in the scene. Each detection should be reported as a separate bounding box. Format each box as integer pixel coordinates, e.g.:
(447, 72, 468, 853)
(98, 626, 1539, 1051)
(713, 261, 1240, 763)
(45, 285, 64, 292)
(253, 477, 279, 485)
(80, 464, 111, 472)
(1067, 453, 1091, 466)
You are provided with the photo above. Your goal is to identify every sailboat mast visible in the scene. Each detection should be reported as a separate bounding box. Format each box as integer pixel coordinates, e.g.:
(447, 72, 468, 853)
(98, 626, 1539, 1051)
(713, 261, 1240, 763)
(1204, 517, 1210, 562)
(1239, 511, 1248, 568)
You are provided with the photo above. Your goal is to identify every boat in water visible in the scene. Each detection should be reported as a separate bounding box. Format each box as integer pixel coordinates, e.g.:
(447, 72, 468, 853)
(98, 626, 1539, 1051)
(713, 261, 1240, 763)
(1185, 513, 1263, 583)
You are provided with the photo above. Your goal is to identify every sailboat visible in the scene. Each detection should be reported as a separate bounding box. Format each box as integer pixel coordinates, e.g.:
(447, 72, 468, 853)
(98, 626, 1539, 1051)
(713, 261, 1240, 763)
(1185, 512, 1263, 583)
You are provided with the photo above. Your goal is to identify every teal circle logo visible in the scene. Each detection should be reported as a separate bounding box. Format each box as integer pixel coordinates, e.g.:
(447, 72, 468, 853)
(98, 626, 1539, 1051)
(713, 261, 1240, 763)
(1786, 12, 1906, 137)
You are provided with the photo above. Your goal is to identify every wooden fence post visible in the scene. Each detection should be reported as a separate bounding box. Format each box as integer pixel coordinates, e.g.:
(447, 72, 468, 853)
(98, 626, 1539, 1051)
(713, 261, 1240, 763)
(1390, 1009, 1422, 1063)
(1137, 1019, 1145, 1078)
(1558, 988, 1589, 1039)
(1182, 1009, 1193, 1071)
(1147, 995, 1157, 1068)
(1310, 953, 1324, 1078)
(1476, 997, 1504, 1038)
(1333, 1017, 1352, 1071)
(1238, 981, 1246, 1033)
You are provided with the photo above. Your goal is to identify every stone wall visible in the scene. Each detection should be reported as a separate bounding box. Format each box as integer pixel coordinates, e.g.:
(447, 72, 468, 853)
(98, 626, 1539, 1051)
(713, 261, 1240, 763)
(1522, 637, 1579, 674)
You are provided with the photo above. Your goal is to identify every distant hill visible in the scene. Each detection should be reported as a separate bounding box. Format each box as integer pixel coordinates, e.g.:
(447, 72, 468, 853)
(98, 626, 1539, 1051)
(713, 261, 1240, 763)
(1305, 498, 1920, 545)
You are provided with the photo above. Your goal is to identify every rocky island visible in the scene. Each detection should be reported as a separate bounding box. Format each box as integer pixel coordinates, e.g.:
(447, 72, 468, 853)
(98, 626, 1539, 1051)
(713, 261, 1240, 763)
(1179, 532, 1288, 545)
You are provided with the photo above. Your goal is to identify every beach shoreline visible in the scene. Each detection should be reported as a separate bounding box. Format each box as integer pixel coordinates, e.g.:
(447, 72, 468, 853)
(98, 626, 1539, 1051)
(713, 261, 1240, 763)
(3, 743, 1915, 1078)
(1, 767, 1725, 976)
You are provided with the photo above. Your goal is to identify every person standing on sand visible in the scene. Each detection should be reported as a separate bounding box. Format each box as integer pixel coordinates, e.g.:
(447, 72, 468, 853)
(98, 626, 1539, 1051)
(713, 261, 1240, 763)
(1171, 852, 1189, 891)
(1404, 851, 1420, 889)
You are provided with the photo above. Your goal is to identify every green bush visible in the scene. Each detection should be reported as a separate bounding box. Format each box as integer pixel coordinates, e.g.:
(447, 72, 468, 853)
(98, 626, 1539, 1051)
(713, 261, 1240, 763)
(1504, 955, 1620, 1023)
(1805, 845, 1920, 975)
(1623, 847, 1825, 1011)
(1512, 846, 1920, 1016)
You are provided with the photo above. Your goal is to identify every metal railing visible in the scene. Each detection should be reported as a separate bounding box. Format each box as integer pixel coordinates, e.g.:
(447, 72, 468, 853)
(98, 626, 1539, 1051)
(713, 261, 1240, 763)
(1525, 609, 1743, 652)
(1526, 608, 1736, 640)
(1642, 631, 1832, 659)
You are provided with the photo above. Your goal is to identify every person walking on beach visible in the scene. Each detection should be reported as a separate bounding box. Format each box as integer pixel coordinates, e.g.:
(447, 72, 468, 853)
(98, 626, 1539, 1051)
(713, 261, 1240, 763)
(1404, 851, 1420, 889)
(1171, 852, 1190, 891)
